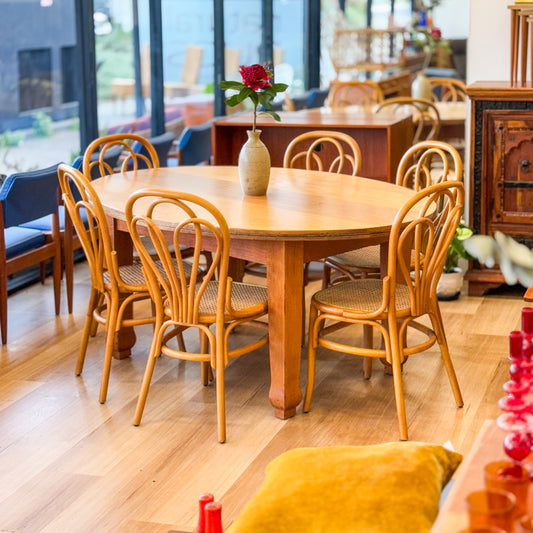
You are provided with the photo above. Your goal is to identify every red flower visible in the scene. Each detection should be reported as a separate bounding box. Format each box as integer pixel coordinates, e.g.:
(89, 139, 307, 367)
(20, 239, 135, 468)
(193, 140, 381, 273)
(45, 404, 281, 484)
(239, 64, 272, 91)
(430, 27, 442, 39)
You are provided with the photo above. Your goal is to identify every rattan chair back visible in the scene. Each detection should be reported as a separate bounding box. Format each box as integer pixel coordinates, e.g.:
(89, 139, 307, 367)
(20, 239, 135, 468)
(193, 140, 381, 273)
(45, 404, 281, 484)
(396, 140, 463, 190)
(376, 96, 441, 144)
(428, 77, 467, 103)
(283, 130, 362, 176)
(327, 80, 384, 108)
(82, 133, 160, 176)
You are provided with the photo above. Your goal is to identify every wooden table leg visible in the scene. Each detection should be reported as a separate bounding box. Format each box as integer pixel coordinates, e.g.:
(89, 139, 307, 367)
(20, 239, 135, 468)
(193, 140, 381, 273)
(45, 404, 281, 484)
(521, 12, 529, 84)
(110, 217, 136, 359)
(511, 8, 519, 84)
(265, 241, 304, 419)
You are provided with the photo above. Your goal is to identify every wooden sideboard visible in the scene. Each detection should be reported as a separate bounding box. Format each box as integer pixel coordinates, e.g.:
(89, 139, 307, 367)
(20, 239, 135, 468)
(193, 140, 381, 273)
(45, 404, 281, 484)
(466, 82, 533, 296)
(212, 110, 414, 183)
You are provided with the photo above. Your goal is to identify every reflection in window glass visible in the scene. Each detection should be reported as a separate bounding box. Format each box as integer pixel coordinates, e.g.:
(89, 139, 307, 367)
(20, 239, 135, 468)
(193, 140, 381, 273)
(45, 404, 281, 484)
(96, 0, 141, 135)
(0, 1, 81, 175)
(161, 0, 214, 128)
(274, 0, 305, 96)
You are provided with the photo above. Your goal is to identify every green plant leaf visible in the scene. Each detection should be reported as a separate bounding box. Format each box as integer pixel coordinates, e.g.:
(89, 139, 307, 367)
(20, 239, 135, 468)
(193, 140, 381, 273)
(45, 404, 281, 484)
(218, 80, 245, 91)
(271, 83, 289, 92)
(260, 110, 282, 122)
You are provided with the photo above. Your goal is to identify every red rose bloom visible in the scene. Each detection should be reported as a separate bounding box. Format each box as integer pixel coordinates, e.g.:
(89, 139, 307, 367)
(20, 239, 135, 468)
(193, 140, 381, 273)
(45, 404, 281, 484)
(430, 28, 442, 39)
(239, 64, 272, 90)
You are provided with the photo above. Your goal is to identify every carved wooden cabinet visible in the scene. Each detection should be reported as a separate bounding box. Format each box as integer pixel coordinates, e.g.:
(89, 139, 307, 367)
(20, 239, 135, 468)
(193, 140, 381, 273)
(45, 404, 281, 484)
(466, 82, 533, 295)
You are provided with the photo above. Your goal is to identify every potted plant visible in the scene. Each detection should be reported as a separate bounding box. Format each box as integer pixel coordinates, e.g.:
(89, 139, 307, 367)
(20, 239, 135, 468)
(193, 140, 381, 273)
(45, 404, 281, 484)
(437, 221, 474, 300)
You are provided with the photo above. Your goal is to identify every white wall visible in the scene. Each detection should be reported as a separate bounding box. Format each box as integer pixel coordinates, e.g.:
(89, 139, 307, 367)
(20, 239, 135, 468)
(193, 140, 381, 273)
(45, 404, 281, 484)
(467, 0, 510, 83)
(433, 0, 469, 40)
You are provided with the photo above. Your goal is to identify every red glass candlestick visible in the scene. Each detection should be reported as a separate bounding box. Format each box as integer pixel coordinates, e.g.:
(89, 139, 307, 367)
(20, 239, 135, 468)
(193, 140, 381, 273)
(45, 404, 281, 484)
(197, 493, 215, 533)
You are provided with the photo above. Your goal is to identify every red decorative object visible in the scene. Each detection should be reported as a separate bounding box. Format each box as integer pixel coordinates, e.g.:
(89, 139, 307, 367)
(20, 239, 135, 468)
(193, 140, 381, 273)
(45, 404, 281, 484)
(497, 307, 533, 465)
(197, 493, 215, 533)
(205, 501, 223, 533)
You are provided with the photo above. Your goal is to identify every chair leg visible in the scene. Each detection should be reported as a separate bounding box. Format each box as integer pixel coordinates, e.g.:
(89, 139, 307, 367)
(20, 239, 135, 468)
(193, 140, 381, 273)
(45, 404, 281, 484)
(388, 318, 408, 441)
(430, 305, 464, 407)
(75, 288, 99, 376)
(90, 293, 105, 337)
(134, 321, 164, 426)
(64, 222, 74, 314)
(0, 274, 8, 345)
(99, 297, 119, 404)
(215, 353, 227, 443)
(303, 304, 319, 412)
(52, 242, 62, 316)
(39, 261, 46, 284)
(322, 262, 331, 289)
(363, 324, 373, 379)
(200, 330, 211, 385)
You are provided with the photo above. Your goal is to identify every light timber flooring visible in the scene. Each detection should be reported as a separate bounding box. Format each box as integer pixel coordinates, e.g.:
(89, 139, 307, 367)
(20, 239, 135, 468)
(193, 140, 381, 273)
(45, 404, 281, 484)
(0, 260, 525, 532)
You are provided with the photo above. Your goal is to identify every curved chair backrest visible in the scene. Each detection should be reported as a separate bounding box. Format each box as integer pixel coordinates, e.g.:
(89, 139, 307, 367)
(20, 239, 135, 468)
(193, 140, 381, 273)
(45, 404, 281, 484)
(376, 96, 441, 144)
(395, 140, 463, 190)
(132, 131, 175, 168)
(82, 133, 160, 177)
(125, 189, 229, 338)
(72, 144, 123, 180)
(327, 80, 384, 108)
(428, 77, 467, 103)
(387, 180, 464, 318)
(0, 164, 60, 227)
(176, 120, 213, 166)
(283, 130, 362, 176)
(57, 163, 143, 295)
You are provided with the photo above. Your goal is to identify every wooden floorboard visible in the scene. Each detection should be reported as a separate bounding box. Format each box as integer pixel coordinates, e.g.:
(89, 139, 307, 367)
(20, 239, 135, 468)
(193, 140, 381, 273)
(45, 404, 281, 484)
(0, 261, 526, 532)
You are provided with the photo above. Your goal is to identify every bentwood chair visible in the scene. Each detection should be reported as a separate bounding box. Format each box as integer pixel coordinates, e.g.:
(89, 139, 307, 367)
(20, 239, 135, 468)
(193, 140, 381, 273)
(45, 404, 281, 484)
(63, 133, 163, 314)
(57, 163, 168, 404)
(0, 165, 62, 344)
(428, 77, 467, 103)
(323, 140, 463, 286)
(282, 130, 362, 176)
(327, 80, 384, 108)
(304, 181, 465, 441)
(375, 97, 441, 144)
(125, 189, 269, 443)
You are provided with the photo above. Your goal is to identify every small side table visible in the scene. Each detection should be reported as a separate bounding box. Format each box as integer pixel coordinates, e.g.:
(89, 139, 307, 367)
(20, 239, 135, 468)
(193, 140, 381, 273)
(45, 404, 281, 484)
(430, 420, 507, 532)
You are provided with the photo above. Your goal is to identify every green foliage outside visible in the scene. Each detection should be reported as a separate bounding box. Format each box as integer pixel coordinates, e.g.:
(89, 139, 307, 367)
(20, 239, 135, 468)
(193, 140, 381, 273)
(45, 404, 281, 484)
(95, 24, 134, 100)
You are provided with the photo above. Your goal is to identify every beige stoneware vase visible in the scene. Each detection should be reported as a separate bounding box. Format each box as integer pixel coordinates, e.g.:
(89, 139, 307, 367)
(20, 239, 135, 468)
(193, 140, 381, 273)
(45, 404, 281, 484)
(238, 129, 271, 196)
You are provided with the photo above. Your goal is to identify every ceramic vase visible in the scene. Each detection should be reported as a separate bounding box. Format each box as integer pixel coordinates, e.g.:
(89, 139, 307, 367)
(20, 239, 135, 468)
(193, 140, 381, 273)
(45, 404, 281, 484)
(436, 267, 464, 301)
(411, 70, 433, 103)
(238, 130, 271, 196)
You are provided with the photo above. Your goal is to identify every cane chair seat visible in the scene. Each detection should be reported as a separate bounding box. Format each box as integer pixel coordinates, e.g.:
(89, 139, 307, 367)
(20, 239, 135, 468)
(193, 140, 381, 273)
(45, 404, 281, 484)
(314, 278, 412, 314)
(126, 189, 269, 443)
(323, 140, 463, 287)
(196, 281, 267, 317)
(102, 258, 193, 286)
(331, 245, 381, 271)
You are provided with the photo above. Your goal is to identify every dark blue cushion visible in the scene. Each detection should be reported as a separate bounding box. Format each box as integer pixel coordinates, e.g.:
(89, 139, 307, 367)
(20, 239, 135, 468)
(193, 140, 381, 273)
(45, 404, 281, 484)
(4, 227, 46, 259)
(20, 206, 88, 231)
(0, 164, 60, 227)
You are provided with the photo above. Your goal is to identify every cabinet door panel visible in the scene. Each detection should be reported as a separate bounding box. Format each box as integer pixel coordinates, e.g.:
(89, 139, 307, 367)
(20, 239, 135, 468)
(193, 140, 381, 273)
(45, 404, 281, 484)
(490, 115, 533, 228)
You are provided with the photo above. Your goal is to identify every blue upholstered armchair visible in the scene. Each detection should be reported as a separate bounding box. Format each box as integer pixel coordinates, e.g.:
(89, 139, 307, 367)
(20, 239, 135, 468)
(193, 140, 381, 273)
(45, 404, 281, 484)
(0, 164, 63, 343)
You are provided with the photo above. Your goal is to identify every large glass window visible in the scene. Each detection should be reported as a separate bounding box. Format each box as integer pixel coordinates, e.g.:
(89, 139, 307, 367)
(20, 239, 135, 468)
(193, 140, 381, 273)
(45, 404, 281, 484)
(161, 0, 214, 128)
(0, 1, 81, 177)
(274, 0, 305, 96)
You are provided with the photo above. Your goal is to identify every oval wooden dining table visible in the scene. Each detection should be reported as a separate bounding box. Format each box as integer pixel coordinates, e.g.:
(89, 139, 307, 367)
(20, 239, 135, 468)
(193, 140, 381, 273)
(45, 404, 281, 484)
(91, 165, 419, 420)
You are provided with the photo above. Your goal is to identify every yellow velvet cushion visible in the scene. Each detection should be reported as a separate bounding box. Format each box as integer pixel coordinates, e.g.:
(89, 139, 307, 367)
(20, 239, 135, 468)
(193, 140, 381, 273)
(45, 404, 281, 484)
(227, 442, 462, 533)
